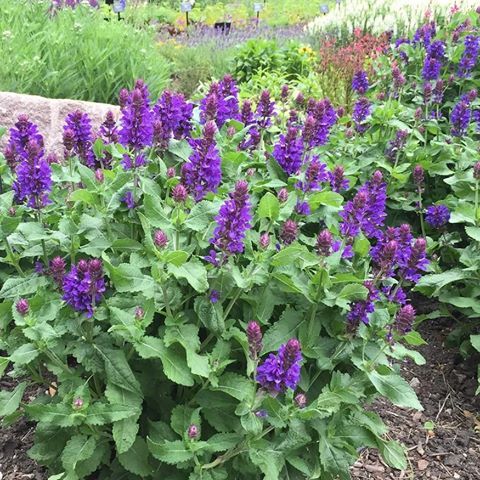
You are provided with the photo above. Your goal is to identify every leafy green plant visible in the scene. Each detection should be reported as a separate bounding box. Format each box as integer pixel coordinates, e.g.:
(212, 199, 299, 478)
(0, 0, 171, 104)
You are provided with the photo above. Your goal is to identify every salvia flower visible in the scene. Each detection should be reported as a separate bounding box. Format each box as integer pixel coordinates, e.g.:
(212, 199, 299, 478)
(171, 184, 188, 203)
(256, 339, 302, 394)
(16, 299, 29, 316)
(425, 205, 450, 228)
(5, 114, 44, 170)
(385, 130, 408, 162)
(352, 97, 372, 134)
(200, 83, 227, 127)
(399, 237, 429, 283)
(247, 321, 263, 360)
(392, 65, 406, 90)
(450, 96, 471, 137)
(256, 90, 276, 129)
(458, 35, 480, 77)
(154, 230, 168, 248)
(413, 165, 425, 187)
(474, 161, 480, 180)
(122, 191, 135, 210)
(63, 110, 95, 168)
(306, 99, 337, 147)
(280, 219, 298, 245)
(182, 121, 222, 201)
(277, 188, 289, 203)
(347, 281, 379, 327)
(352, 70, 369, 94)
(299, 156, 328, 192)
(12, 140, 52, 209)
(316, 229, 333, 256)
(422, 56, 442, 81)
(329, 165, 349, 192)
(219, 74, 240, 122)
(295, 201, 311, 216)
(50, 256, 66, 287)
(395, 305, 416, 334)
(211, 180, 251, 255)
(259, 232, 270, 249)
(119, 87, 153, 151)
(433, 79, 444, 104)
(423, 82, 433, 103)
(240, 100, 255, 126)
(62, 259, 106, 317)
(209, 290, 220, 304)
(273, 127, 304, 176)
(121, 153, 147, 170)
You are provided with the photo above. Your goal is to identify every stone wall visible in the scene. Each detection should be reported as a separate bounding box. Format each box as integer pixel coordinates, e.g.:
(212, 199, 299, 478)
(0, 92, 119, 156)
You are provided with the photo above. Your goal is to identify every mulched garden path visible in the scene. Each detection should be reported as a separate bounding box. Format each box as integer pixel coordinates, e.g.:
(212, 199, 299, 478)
(1, 318, 479, 479)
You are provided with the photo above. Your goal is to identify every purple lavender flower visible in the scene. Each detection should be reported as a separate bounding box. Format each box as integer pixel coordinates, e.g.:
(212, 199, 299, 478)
(121, 153, 147, 170)
(12, 140, 52, 209)
(4, 115, 44, 170)
(219, 75, 240, 122)
(182, 121, 222, 201)
(413, 22, 436, 47)
(298, 156, 328, 192)
(352, 71, 369, 94)
(63, 259, 106, 317)
(50, 256, 66, 287)
(450, 97, 471, 136)
(272, 127, 304, 176)
(240, 100, 255, 126)
(99, 110, 118, 144)
(280, 220, 298, 245)
(256, 339, 302, 394)
(329, 166, 349, 192)
(458, 35, 480, 78)
(427, 40, 446, 60)
(211, 180, 251, 255)
(347, 281, 379, 327)
(256, 90, 276, 129)
(238, 127, 261, 152)
(432, 80, 444, 104)
(316, 229, 333, 256)
(247, 321, 263, 360)
(385, 130, 408, 162)
(395, 305, 415, 334)
(153, 90, 193, 148)
(294, 201, 311, 216)
(119, 86, 153, 151)
(122, 191, 135, 210)
(305, 99, 337, 147)
(63, 110, 95, 168)
(399, 237, 429, 283)
(425, 205, 450, 228)
(200, 82, 228, 127)
(422, 56, 442, 81)
(352, 97, 372, 134)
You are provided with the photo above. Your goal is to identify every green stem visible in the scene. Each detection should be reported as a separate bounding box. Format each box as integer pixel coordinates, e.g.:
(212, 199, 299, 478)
(4, 237, 24, 276)
(475, 180, 479, 226)
(223, 288, 242, 320)
(417, 187, 426, 238)
(161, 285, 173, 318)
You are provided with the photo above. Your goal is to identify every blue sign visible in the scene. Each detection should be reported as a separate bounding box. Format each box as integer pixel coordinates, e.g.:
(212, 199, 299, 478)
(113, 0, 125, 13)
(320, 4, 329, 13)
(180, 1, 192, 12)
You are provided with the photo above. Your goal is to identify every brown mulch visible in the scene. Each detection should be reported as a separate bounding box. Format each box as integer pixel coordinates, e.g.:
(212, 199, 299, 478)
(1, 319, 479, 479)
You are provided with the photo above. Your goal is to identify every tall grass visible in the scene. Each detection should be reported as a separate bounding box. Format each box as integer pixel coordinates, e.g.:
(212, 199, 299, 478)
(0, 0, 171, 104)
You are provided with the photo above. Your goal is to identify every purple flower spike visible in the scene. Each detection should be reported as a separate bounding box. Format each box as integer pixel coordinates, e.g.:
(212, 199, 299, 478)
(280, 220, 298, 245)
(247, 321, 263, 360)
(273, 127, 304, 176)
(352, 97, 372, 134)
(352, 71, 369, 94)
(329, 166, 349, 192)
(16, 299, 29, 316)
(256, 90, 276, 129)
(211, 180, 251, 255)
(12, 140, 52, 209)
(425, 205, 450, 228)
(458, 35, 480, 78)
(63, 110, 95, 168)
(395, 305, 416, 334)
(316, 229, 333, 256)
(256, 339, 302, 394)
(62, 259, 106, 317)
(182, 121, 222, 201)
(450, 97, 471, 137)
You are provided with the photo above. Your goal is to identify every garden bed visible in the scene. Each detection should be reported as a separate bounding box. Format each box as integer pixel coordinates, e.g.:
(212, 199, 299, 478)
(1, 317, 479, 479)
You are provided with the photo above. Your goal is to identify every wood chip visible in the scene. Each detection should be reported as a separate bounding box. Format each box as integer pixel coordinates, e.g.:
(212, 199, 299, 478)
(418, 459, 429, 471)
(364, 464, 385, 473)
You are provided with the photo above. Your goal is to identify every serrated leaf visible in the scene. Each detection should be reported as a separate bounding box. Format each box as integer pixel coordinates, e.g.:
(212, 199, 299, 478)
(367, 370, 423, 410)
(147, 439, 194, 464)
(184, 201, 219, 231)
(61, 434, 97, 471)
(257, 192, 280, 220)
(215, 372, 253, 401)
(9, 343, 39, 365)
(113, 416, 140, 454)
(101, 348, 143, 397)
(118, 437, 152, 477)
(108, 263, 154, 298)
(26, 403, 79, 427)
(84, 403, 139, 425)
(204, 433, 242, 452)
(194, 297, 224, 334)
(249, 449, 284, 480)
(0, 357, 9, 377)
(0, 382, 26, 417)
(404, 331, 427, 346)
(262, 307, 303, 353)
(168, 258, 208, 293)
(0, 276, 48, 298)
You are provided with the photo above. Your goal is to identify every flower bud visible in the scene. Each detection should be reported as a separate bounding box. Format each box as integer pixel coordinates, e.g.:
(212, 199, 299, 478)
(316, 229, 333, 256)
(95, 169, 104, 183)
(73, 397, 84, 409)
(247, 321, 263, 360)
(8, 207, 16, 216)
(277, 188, 288, 203)
(280, 219, 298, 245)
(474, 161, 480, 180)
(259, 232, 270, 249)
(413, 165, 424, 186)
(167, 167, 176, 178)
(16, 298, 29, 316)
(154, 230, 168, 248)
(294, 393, 307, 408)
(227, 126, 236, 138)
(135, 306, 144, 320)
(187, 424, 199, 439)
(246, 168, 255, 176)
(171, 184, 188, 203)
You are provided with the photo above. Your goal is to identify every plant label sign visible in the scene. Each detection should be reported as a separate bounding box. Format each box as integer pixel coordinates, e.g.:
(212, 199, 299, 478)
(253, 2, 263, 12)
(113, 0, 126, 13)
(181, 2, 192, 12)
(320, 4, 329, 13)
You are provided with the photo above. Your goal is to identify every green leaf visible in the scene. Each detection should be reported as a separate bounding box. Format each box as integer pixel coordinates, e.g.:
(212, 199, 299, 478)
(257, 192, 280, 220)
(204, 433, 242, 453)
(194, 297, 225, 334)
(0, 276, 48, 299)
(404, 331, 427, 346)
(262, 307, 303, 353)
(84, 403, 139, 425)
(101, 348, 143, 397)
(416, 270, 469, 295)
(338, 284, 369, 301)
(379, 440, 407, 470)
(249, 449, 284, 480)
(163, 250, 189, 267)
(118, 437, 152, 477)
(0, 357, 9, 377)
(113, 416, 139, 454)
(108, 263, 155, 298)
(0, 382, 26, 417)
(309, 191, 343, 209)
(61, 434, 97, 471)
(26, 403, 79, 427)
(184, 201, 219, 231)
(215, 372, 253, 401)
(271, 245, 308, 267)
(147, 439, 194, 464)
(143, 195, 171, 229)
(9, 343, 39, 365)
(168, 258, 208, 293)
(471, 334, 480, 353)
(319, 434, 356, 480)
(367, 370, 423, 410)
(465, 226, 480, 241)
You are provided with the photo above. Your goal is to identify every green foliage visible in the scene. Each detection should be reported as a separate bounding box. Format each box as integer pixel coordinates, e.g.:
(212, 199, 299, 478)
(0, 0, 171, 103)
